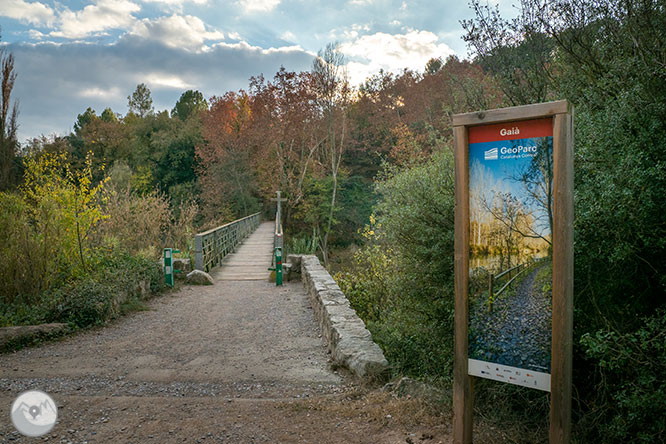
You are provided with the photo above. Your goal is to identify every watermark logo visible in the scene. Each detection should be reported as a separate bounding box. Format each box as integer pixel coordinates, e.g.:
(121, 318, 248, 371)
(484, 147, 498, 160)
(11, 390, 58, 437)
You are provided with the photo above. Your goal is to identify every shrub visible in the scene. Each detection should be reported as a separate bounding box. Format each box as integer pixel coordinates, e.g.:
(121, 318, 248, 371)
(337, 149, 456, 380)
(0, 152, 107, 304)
(1, 250, 163, 329)
(578, 310, 666, 444)
(96, 185, 170, 256)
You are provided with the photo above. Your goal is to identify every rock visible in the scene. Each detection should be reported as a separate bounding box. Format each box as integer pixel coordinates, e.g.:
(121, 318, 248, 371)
(173, 258, 192, 274)
(0, 323, 69, 349)
(186, 270, 214, 285)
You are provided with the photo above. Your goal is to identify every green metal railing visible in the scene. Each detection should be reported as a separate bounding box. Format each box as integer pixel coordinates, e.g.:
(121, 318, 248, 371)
(193, 212, 261, 272)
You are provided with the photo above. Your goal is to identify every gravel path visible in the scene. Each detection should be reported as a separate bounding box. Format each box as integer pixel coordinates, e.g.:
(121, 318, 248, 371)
(0, 276, 451, 443)
(469, 264, 552, 372)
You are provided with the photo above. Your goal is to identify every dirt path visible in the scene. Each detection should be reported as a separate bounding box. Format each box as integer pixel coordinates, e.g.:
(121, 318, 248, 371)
(1, 278, 451, 443)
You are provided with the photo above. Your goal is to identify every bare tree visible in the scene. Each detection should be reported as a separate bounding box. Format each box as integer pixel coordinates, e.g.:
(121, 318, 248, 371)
(311, 42, 351, 266)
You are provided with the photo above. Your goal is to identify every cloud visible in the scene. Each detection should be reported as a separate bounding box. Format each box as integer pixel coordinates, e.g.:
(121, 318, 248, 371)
(131, 14, 224, 51)
(139, 0, 208, 14)
(280, 31, 295, 42)
(80, 86, 123, 99)
(9, 37, 314, 141)
(0, 0, 55, 26)
(51, 0, 141, 39)
(340, 30, 455, 85)
(238, 0, 281, 13)
(141, 0, 208, 5)
(145, 73, 193, 89)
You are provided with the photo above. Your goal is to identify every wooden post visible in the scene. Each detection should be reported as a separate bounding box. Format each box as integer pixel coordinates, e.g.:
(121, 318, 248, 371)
(550, 111, 574, 444)
(453, 125, 474, 444)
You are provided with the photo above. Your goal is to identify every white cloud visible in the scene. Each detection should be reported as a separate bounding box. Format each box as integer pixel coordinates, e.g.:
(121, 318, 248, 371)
(280, 31, 296, 42)
(80, 86, 123, 99)
(0, 0, 55, 26)
(52, 0, 141, 39)
(29, 29, 46, 40)
(340, 30, 455, 85)
(348, 0, 373, 5)
(131, 14, 224, 52)
(227, 31, 242, 40)
(145, 73, 193, 89)
(238, 0, 280, 13)
(139, 0, 208, 13)
(141, 0, 208, 5)
(212, 40, 310, 56)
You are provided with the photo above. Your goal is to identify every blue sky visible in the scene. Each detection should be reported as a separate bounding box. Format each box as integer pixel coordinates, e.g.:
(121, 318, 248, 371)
(0, 0, 517, 142)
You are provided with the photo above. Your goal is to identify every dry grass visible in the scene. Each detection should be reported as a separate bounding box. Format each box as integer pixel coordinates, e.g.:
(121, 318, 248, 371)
(95, 186, 200, 258)
(285, 388, 451, 430)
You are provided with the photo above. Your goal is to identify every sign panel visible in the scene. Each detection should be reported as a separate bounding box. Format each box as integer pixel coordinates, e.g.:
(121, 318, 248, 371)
(467, 118, 553, 392)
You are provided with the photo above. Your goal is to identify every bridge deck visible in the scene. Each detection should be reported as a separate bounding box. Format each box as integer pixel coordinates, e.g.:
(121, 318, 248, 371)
(215, 221, 274, 281)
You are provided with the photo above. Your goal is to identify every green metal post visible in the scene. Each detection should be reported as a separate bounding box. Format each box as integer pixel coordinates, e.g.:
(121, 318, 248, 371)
(164, 248, 181, 287)
(164, 248, 174, 287)
(275, 247, 283, 286)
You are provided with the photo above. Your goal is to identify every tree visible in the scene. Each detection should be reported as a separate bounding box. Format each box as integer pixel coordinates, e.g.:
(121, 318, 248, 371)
(128, 83, 154, 118)
(0, 31, 19, 191)
(425, 57, 443, 75)
(100, 107, 117, 123)
(311, 42, 351, 265)
(172, 90, 208, 121)
(461, 0, 556, 106)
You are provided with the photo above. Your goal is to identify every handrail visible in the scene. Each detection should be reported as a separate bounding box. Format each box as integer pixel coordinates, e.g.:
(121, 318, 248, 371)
(193, 212, 261, 272)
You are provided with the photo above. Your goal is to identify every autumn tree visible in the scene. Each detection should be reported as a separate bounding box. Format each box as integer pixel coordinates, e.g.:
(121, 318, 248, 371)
(197, 91, 259, 222)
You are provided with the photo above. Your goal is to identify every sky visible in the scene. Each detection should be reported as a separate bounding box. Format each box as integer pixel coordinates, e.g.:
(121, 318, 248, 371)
(0, 0, 517, 142)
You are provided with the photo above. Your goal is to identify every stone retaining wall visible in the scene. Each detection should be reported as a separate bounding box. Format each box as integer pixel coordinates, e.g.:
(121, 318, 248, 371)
(288, 254, 388, 379)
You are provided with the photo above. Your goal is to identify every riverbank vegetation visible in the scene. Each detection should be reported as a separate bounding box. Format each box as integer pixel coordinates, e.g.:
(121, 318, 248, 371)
(1, 0, 664, 441)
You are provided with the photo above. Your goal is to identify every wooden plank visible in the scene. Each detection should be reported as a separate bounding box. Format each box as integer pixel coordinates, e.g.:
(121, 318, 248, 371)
(453, 125, 474, 444)
(550, 111, 574, 444)
(452, 100, 569, 127)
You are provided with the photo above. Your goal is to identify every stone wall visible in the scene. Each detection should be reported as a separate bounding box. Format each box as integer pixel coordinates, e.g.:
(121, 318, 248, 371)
(288, 254, 389, 379)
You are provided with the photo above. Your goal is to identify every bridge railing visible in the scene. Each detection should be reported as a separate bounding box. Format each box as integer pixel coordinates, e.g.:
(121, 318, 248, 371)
(193, 212, 261, 272)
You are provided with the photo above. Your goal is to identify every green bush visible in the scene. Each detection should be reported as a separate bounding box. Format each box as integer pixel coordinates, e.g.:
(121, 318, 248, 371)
(0, 250, 163, 329)
(579, 310, 666, 444)
(337, 149, 456, 380)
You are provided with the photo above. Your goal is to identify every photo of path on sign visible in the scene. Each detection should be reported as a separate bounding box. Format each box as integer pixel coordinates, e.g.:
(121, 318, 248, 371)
(467, 118, 554, 391)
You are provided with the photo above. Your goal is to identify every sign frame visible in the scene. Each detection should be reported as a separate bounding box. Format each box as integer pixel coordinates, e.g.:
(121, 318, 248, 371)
(452, 100, 573, 444)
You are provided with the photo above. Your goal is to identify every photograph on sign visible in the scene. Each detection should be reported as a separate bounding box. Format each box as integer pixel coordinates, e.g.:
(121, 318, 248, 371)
(467, 118, 553, 392)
